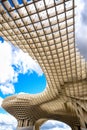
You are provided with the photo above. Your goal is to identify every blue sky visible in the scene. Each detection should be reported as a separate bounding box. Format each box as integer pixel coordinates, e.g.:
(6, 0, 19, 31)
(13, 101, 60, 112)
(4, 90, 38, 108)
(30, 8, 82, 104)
(0, 38, 71, 130)
(0, 37, 47, 130)
(0, 0, 87, 130)
(0, 0, 71, 129)
(0, 37, 46, 96)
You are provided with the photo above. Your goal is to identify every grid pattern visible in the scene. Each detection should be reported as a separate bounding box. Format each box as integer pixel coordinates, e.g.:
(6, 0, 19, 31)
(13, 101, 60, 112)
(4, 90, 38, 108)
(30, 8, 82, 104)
(0, 0, 78, 96)
(1, 0, 87, 128)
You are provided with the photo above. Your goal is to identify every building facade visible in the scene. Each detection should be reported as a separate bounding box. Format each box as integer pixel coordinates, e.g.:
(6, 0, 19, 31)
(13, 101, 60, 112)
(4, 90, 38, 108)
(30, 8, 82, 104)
(0, 0, 87, 129)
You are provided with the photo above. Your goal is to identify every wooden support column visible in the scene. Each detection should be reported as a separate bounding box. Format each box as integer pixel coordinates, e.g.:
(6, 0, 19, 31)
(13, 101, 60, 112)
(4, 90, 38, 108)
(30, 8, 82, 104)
(17, 119, 35, 130)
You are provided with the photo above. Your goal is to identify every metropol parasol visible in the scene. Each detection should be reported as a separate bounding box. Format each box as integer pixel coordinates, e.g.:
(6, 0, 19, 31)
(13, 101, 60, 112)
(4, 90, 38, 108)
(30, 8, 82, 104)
(0, 0, 87, 130)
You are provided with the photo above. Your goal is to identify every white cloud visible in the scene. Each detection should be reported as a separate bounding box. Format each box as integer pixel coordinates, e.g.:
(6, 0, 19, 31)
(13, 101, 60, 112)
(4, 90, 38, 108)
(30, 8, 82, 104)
(0, 113, 17, 130)
(0, 41, 14, 83)
(75, 0, 87, 59)
(40, 120, 71, 130)
(12, 49, 43, 76)
(0, 116, 71, 130)
(0, 41, 43, 95)
(0, 84, 15, 95)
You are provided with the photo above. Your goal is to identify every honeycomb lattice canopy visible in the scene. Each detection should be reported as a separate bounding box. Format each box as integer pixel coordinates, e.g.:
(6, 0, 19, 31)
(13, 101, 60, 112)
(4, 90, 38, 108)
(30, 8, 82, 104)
(1, 0, 87, 129)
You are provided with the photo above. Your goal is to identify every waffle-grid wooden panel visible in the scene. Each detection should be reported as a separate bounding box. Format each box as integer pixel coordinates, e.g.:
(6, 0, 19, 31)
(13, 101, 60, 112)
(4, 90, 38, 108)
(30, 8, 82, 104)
(1, 0, 87, 128)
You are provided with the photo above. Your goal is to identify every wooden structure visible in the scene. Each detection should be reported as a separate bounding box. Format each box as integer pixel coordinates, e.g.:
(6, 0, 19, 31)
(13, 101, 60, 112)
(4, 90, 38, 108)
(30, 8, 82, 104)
(0, 0, 87, 130)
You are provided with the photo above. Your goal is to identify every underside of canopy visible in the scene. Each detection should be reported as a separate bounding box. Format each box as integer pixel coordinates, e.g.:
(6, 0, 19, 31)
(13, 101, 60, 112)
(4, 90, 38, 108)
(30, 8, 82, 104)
(1, 0, 87, 129)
